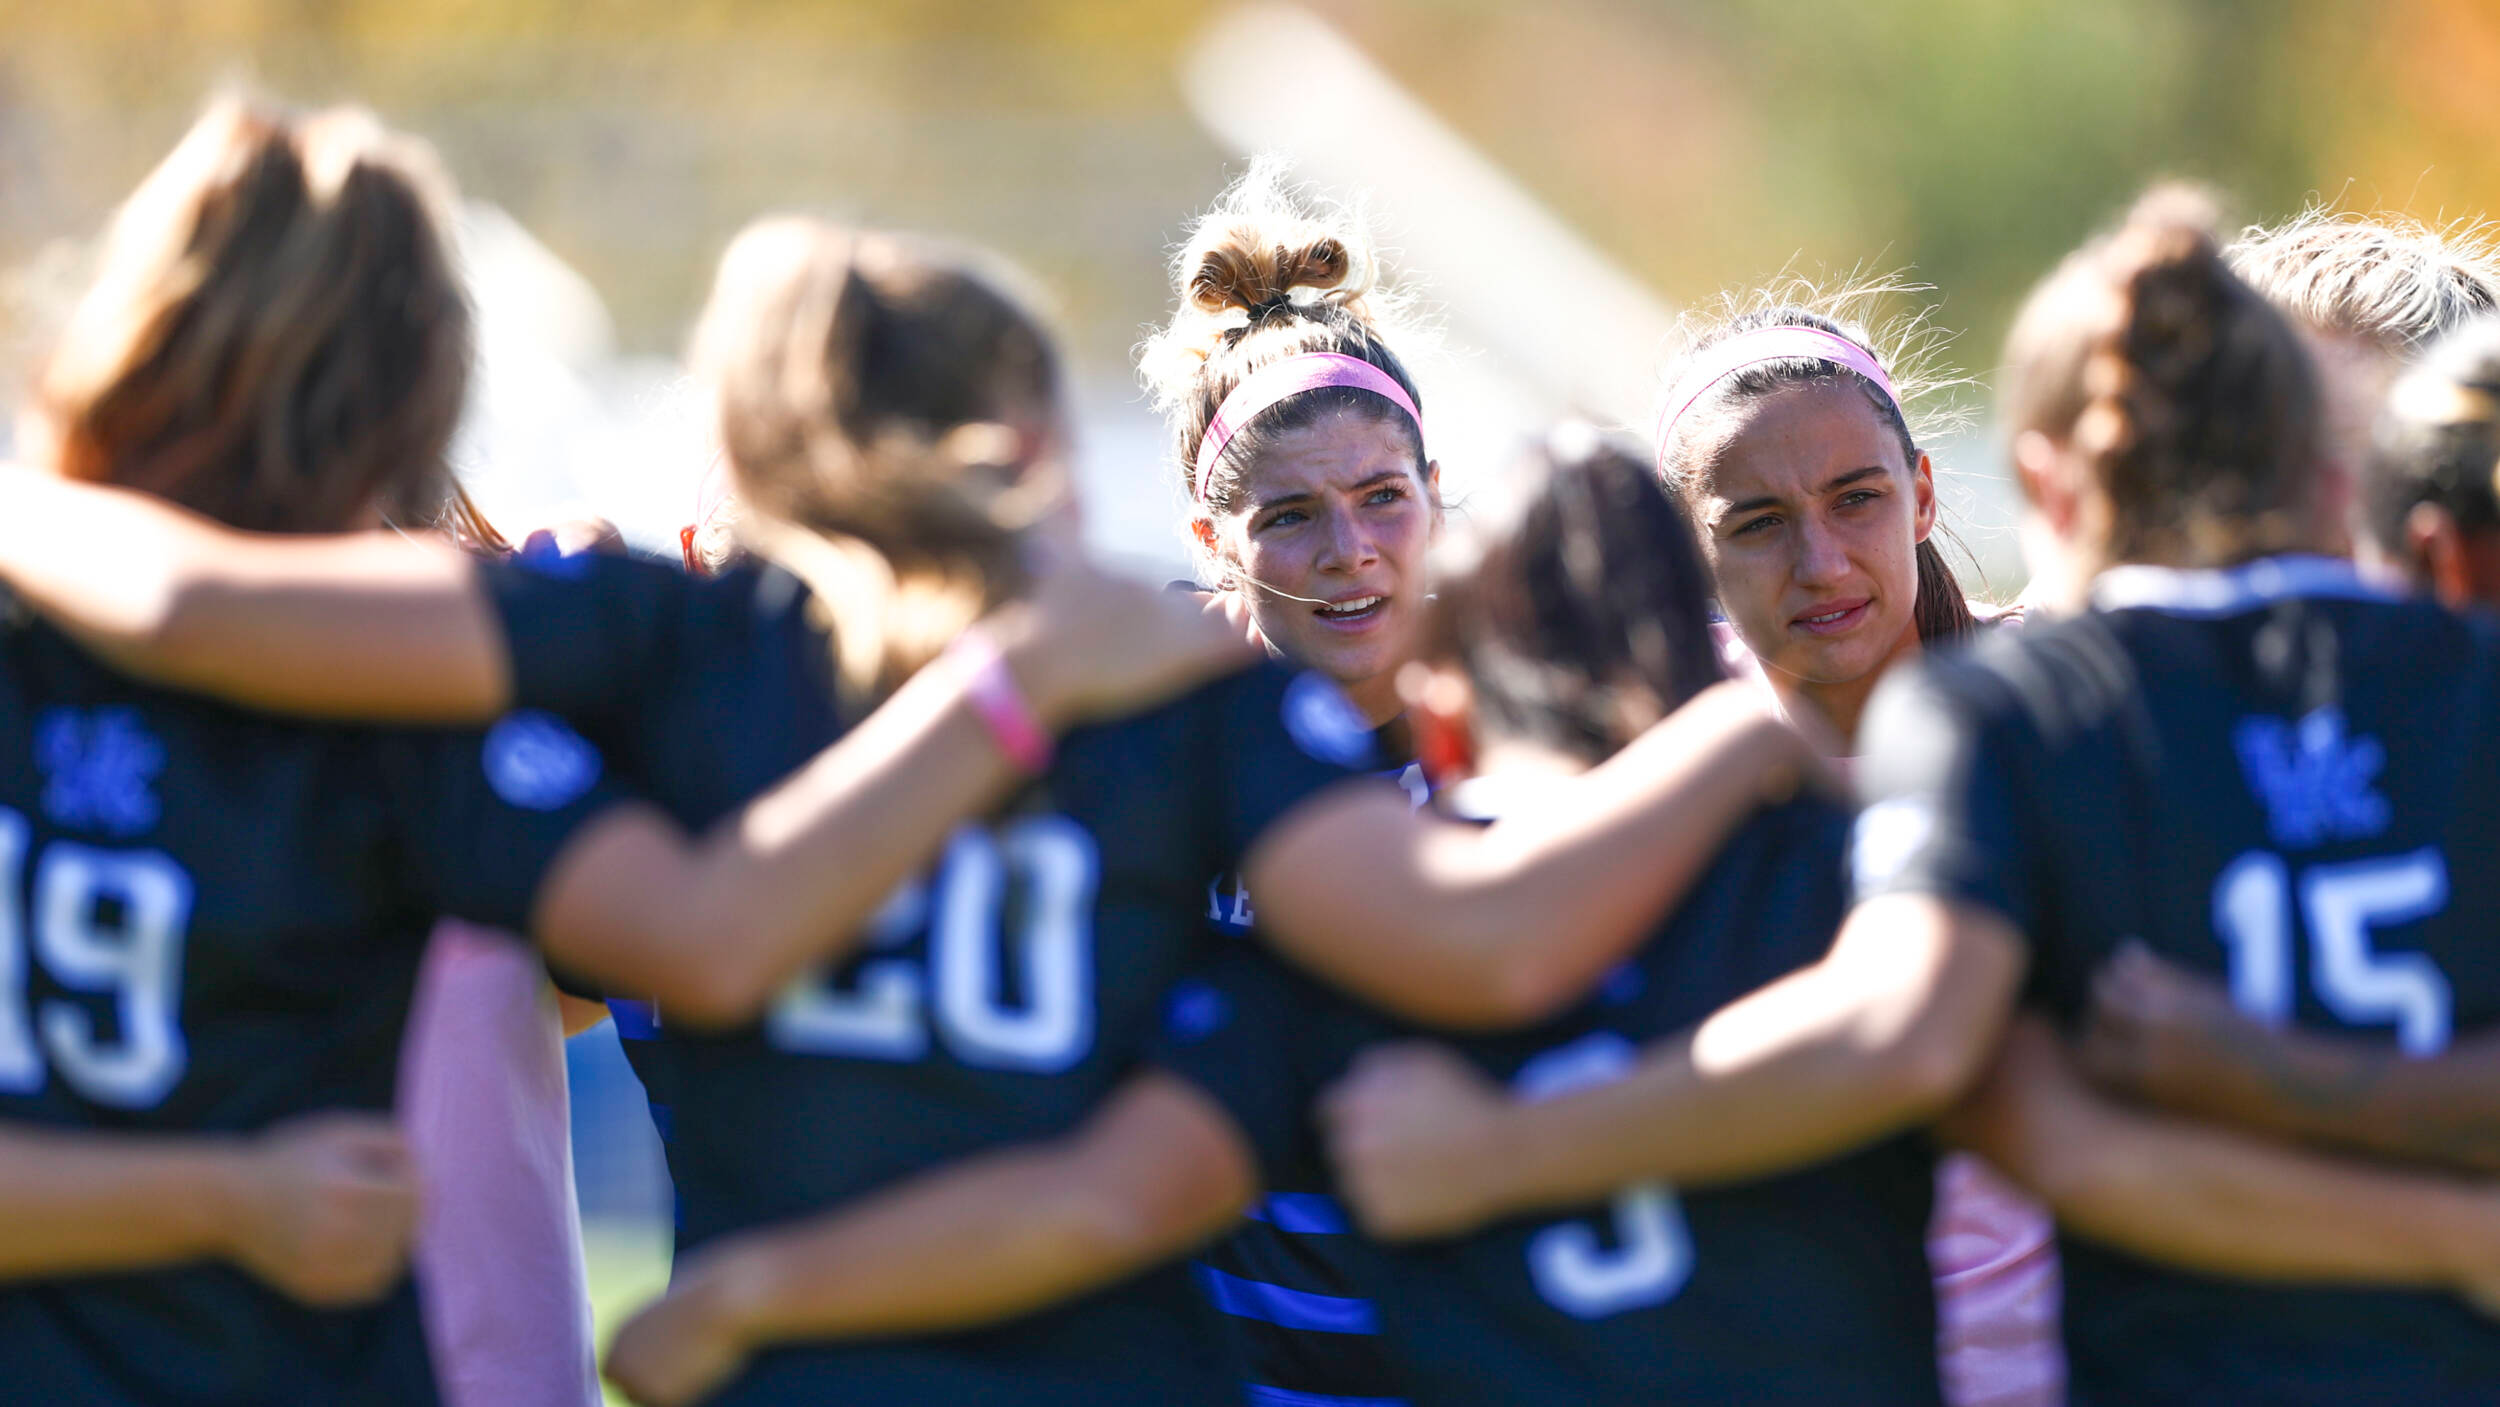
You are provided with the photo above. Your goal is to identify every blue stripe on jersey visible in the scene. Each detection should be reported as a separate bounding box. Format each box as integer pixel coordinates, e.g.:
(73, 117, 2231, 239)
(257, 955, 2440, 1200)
(1248, 1193, 1351, 1234)
(609, 998, 660, 1039)
(1193, 1265, 1379, 1334)
(1246, 1386, 1407, 1407)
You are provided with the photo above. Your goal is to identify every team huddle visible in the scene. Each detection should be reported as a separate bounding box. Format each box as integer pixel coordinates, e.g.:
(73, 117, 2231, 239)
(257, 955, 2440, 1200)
(4, 89, 2500, 1407)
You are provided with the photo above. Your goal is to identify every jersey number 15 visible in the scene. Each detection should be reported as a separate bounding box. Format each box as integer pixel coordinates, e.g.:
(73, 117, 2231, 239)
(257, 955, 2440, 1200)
(0, 808, 194, 1107)
(2213, 846, 2453, 1054)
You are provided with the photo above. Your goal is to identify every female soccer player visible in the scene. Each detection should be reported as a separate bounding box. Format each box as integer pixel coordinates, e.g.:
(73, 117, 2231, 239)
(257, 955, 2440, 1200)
(605, 429, 1940, 1407)
(0, 94, 1266, 1407)
(1321, 188, 2500, 1405)
(0, 189, 1821, 1403)
(1651, 291, 2054, 1407)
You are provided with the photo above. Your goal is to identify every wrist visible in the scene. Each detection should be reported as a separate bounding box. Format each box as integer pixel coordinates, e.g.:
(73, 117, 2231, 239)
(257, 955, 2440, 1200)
(950, 624, 1057, 772)
(687, 1238, 788, 1354)
(184, 1139, 258, 1263)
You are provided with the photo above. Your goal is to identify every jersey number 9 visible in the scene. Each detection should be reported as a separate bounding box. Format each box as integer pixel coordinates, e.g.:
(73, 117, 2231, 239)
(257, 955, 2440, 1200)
(1515, 1033, 1695, 1319)
(770, 815, 1100, 1073)
(0, 808, 195, 1107)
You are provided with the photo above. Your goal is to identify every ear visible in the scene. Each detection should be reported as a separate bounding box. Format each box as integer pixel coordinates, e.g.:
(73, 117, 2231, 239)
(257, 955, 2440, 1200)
(1396, 659, 1477, 788)
(1909, 450, 1938, 543)
(2406, 502, 2475, 608)
(1424, 458, 1447, 535)
(2013, 430, 2074, 534)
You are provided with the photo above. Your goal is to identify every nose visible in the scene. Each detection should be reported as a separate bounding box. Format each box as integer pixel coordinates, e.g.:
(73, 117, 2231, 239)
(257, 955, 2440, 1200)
(1315, 504, 1379, 575)
(1792, 515, 1851, 588)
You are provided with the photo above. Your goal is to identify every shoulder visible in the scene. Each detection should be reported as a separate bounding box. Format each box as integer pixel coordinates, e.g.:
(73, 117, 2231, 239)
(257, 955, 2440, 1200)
(1088, 658, 1382, 773)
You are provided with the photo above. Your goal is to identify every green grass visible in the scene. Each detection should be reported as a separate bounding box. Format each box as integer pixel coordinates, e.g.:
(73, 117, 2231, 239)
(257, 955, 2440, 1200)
(583, 1219, 674, 1407)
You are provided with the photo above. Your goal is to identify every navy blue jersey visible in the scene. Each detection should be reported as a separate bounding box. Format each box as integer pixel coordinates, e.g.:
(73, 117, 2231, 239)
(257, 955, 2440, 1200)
(1197, 742, 1425, 1407)
(1854, 555, 2500, 1406)
(488, 553, 1378, 1406)
(1160, 791, 1942, 1407)
(0, 614, 624, 1406)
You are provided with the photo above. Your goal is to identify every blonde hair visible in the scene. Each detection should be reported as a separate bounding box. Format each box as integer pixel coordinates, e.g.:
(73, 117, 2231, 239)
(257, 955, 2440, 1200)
(2228, 208, 2500, 356)
(33, 94, 469, 534)
(1139, 158, 1429, 578)
(689, 217, 1064, 703)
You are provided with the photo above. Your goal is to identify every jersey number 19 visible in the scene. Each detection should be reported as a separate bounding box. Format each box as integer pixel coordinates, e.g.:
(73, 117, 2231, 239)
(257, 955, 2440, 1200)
(0, 808, 195, 1107)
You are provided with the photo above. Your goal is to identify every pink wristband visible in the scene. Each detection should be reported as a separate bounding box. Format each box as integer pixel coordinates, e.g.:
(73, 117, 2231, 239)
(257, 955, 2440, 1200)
(953, 627, 1053, 775)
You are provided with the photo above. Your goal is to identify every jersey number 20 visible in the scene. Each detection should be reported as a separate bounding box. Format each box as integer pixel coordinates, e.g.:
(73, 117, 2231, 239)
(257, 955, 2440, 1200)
(770, 815, 1099, 1073)
(2213, 846, 2452, 1054)
(0, 808, 194, 1106)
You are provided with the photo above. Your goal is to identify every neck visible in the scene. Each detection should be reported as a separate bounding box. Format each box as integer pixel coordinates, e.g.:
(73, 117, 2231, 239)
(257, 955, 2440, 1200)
(1342, 669, 1407, 729)
(1772, 615, 1922, 748)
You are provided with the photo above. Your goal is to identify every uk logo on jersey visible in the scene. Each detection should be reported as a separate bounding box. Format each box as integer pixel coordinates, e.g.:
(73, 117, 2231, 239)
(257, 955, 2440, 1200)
(35, 707, 165, 837)
(2232, 707, 2391, 848)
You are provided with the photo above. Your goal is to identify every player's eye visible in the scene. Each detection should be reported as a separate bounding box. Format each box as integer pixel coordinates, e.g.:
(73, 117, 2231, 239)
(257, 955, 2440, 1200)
(1730, 513, 1781, 538)
(1836, 488, 1883, 510)
(1363, 484, 1408, 507)
(1257, 507, 1308, 532)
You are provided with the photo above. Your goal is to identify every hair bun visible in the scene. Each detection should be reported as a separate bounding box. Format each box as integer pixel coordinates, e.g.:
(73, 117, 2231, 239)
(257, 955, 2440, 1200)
(1187, 229, 1352, 319)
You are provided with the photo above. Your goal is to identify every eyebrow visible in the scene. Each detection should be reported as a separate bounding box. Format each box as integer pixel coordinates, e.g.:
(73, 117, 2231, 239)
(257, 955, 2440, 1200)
(1721, 464, 1891, 518)
(1249, 469, 1412, 514)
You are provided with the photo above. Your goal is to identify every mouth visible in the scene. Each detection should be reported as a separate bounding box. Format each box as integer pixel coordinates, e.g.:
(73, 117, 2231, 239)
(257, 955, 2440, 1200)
(1312, 594, 1389, 630)
(1790, 598, 1871, 637)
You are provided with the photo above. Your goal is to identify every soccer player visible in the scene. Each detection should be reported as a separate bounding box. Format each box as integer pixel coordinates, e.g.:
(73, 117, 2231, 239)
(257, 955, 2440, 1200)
(0, 199, 1820, 1402)
(0, 95, 1257, 1407)
(1323, 188, 2500, 1405)
(1650, 293, 2055, 1406)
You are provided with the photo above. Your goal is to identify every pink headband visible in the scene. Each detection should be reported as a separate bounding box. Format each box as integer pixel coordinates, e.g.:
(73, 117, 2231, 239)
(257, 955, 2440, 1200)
(1654, 327, 1901, 470)
(1195, 352, 1424, 501)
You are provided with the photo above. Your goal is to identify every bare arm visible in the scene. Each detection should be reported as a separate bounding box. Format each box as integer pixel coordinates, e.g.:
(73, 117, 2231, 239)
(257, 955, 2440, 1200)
(528, 570, 1254, 1028)
(1246, 682, 1823, 1030)
(0, 469, 506, 722)
(1950, 1016, 2500, 1295)
(1322, 893, 2025, 1238)
(601, 1073, 1255, 1407)
(2081, 943, 2500, 1173)
(0, 1114, 417, 1305)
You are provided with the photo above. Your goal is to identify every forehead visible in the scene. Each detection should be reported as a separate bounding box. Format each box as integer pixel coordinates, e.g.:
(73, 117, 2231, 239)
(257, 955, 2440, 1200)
(1693, 381, 1906, 503)
(1233, 410, 1420, 506)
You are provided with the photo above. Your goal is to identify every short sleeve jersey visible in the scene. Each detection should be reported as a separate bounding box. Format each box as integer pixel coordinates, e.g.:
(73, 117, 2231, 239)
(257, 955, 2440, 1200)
(486, 553, 1378, 1407)
(1853, 556, 2500, 1406)
(1160, 792, 1942, 1407)
(0, 616, 625, 1407)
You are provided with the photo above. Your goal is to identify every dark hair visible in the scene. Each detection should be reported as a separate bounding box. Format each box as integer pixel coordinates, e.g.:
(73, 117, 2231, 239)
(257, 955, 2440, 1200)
(2003, 185, 2323, 567)
(1140, 161, 1427, 560)
(2369, 316, 2500, 573)
(1656, 305, 1976, 645)
(1422, 425, 1725, 763)
(34, 96, 469, 535)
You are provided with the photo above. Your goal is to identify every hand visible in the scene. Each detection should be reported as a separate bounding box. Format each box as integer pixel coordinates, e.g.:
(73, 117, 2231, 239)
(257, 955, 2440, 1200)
(604, 1249, 761, 1407)
(993, 557, 1260, 729)
(217, 1113, 420, 1307)
(1320, 1042, 1518, 1240)
(2079, 941, 2291, 1125)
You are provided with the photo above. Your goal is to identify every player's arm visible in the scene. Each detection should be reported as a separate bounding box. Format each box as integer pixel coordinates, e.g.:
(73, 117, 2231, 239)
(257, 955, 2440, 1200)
(0, 1114, 417, 1306)
(600, 1072, 1255, 1407)
(1246, 680, 1821, 1030)
(2079, 942, 2500, 1172)
(1948, 1015, 2500, 1299)
(522, 572, 1253, 1027)
(1321, 892, 2025, 1238)
(0, 468, 505, 722)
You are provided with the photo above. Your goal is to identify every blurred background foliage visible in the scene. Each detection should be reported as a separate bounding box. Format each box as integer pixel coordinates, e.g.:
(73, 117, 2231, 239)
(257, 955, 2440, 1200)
(6, 0, 2497, 379)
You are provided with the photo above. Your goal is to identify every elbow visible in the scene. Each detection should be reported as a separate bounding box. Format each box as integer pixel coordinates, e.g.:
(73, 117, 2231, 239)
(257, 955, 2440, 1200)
(1871, 1018, 1998, 1125)
(643, 917, 783, 1033)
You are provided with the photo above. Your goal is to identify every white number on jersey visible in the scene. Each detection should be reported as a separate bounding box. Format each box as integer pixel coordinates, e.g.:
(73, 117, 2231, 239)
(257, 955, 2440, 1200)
(771, 815, 1101, 1073)
(2212, 846, 2452, 1054)
(1514, 1033, 1694, 1319)
(0, 807, 196, 1106)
